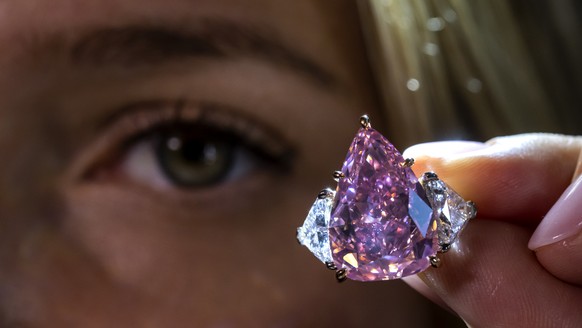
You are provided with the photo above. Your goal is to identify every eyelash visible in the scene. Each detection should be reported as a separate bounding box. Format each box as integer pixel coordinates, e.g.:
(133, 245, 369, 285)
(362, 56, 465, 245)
(81, 101, 294, 188)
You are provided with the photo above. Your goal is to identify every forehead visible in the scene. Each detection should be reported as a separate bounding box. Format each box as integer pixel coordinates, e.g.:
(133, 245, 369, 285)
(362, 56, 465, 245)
(0, 0, 376, 150)
(0, 0, 298, 28)
(0, 0, 370, 100)
(0, 0, 347, 62)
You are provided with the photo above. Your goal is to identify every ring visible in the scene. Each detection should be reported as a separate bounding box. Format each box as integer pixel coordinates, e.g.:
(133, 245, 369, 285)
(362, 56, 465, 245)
(297, 115, 477, 282)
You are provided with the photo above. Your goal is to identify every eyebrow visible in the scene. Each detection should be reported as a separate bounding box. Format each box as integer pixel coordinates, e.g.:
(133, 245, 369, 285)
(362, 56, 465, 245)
(68, 20, 337, 88)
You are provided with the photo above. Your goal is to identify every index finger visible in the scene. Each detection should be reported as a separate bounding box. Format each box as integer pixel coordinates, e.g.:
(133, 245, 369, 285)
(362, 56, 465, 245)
(403, 134, 582, 226)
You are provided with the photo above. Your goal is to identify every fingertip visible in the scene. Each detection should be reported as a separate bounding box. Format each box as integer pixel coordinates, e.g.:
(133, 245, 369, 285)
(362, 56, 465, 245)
(533, 233, 582, 285)
(528, 174, 582, 250)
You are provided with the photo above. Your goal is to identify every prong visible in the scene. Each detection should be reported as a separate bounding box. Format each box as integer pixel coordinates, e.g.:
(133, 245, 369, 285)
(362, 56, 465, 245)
(296, 229, 302, 245)
(318, 188, 335, 200)
(333, 171, 345, 182)
(429, 256, 441, 268)
(325, 261, 337, 270)
(359, 115, 371, 129)
(439, 244, 451, 253)
(466, 201, 478, 219)
(401, 158, 415, 167)
(423, 172, 439, 181)
(335, 269, 348, 283)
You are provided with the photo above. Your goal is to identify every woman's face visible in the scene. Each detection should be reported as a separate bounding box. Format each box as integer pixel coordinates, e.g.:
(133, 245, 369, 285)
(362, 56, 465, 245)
(0, 0, 437, 326)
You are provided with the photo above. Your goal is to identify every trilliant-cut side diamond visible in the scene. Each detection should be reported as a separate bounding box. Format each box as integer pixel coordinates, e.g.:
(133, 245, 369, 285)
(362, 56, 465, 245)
(423, 177, 476, 248)
(329, 127, 438, 281)
(297, 195, 334, 264)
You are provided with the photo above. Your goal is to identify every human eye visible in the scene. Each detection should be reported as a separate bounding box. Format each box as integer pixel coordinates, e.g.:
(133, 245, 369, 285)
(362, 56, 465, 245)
(79, 101, 294, 193)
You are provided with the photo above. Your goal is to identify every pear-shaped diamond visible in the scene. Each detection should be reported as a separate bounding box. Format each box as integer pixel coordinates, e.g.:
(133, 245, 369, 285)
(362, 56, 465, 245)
(329, 127, 438, 281)
(297, 195, 334, 264)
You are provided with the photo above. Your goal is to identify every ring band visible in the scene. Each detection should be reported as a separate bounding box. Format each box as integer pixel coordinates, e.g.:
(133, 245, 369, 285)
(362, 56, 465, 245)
(297, 115, 476, 282)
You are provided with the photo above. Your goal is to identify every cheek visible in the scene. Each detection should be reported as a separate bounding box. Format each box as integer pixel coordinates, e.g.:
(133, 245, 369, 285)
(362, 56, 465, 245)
(61, 179, 344, 324)
(0, 221, 145, 327)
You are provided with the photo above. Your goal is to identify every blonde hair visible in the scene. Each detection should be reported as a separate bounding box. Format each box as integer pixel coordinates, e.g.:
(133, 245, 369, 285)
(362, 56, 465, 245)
(359, 0, 582, 146)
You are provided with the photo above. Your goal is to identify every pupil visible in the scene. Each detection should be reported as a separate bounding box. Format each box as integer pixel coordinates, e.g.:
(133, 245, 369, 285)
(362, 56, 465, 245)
(182, 140, 215, 164)
(202, 145, 218, 164)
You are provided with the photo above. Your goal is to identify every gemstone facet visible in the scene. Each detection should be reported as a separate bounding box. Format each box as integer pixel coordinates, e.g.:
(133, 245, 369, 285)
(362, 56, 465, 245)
(296, 118, 476, 283)
(297, 195, 334, 264)
(423, 177, 476, 248)
(329, 127, 438, 281)
(408, 186, 434, 238)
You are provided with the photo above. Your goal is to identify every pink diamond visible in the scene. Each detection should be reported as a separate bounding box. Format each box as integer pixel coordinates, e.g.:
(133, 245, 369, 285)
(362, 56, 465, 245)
(329, 127, 438, 281)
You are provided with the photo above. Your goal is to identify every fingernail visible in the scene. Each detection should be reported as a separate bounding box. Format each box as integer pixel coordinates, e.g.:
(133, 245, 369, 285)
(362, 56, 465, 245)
(572, 151, 582, 183)
(403, 141, 488, 159)
(528, 174, 582, 250)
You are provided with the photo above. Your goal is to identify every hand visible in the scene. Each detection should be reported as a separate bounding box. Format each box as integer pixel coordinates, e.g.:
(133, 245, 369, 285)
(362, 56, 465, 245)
(402, 134, 582, 327)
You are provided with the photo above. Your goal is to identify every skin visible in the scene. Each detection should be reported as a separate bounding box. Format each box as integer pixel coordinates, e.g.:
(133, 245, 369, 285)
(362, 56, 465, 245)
(404, 135, 582, 327)
(1, 0, 580, 327)
(0, 0, 449, 327)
